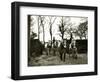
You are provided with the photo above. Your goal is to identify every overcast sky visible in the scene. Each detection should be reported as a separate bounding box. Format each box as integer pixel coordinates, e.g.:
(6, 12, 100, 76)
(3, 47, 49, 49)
(29, 15, 87, 42)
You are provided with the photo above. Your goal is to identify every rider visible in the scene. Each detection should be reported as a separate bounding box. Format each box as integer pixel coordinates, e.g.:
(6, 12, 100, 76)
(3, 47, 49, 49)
(69, 32, 73, 56)
(52, 37, 57, 55)
(69, 32, 73, 44)
(69, 38, 78, 59)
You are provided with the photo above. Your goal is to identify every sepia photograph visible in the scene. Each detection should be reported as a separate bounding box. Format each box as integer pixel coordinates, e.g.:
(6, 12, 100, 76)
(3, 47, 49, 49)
(28, 15, 88, 66)
(11, 2, 97, 80)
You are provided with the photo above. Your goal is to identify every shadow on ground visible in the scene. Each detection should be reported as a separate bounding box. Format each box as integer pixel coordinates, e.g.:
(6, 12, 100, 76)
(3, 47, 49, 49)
(28, 53, 87, 66)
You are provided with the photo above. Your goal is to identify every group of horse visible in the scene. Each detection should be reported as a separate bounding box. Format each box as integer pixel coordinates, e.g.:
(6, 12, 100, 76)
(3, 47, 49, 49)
(45, 39, 78, 62)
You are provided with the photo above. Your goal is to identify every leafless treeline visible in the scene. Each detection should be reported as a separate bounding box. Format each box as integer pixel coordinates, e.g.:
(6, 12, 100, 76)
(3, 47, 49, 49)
(28, 15, 88, 45)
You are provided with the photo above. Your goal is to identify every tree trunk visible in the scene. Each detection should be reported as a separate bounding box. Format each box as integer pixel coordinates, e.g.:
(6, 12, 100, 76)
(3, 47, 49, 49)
(50, 34, 52, 47)
(62, 33, 64, 43)
(43, 25, 45, 45)
(50, 25, 52, 47)
(37, 16, 40, 40)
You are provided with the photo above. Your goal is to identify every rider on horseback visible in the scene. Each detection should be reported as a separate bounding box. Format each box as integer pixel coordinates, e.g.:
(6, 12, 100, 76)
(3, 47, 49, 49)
(69, 33, 78, 59)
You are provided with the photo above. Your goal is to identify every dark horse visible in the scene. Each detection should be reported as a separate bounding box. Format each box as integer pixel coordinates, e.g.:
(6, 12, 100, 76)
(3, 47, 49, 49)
(59, 42, 66, 62)
(46, 42, 51, 55)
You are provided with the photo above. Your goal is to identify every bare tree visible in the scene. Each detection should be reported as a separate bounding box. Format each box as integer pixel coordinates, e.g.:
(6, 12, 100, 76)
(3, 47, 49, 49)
(75, 21, 88, 39)
(28, 15, 35, 34)
(37, 16, 41, 40)
(65, 23, 75, 34)
(48, 16, 56, 46)
(58, 17, 71, 42)
(39, 16, 46, 44)
(28, 15, 37, 38)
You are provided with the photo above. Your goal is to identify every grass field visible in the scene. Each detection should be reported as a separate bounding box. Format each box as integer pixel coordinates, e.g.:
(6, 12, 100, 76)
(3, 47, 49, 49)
(28, 51, 88, 66)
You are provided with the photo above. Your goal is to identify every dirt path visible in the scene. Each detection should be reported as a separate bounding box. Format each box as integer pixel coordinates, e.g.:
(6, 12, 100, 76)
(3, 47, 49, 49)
(29, 53, 87, 66)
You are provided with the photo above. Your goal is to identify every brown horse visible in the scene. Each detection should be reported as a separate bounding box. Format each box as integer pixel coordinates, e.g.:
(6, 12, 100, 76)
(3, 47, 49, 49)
(59, 42, 66, 62)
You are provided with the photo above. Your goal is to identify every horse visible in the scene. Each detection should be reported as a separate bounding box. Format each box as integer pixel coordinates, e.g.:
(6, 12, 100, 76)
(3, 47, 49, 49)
(69, 39, 78, 59)
(59, 41, 67, 62)
(52, 41, 59, 56)
(46, 42, 51, 55)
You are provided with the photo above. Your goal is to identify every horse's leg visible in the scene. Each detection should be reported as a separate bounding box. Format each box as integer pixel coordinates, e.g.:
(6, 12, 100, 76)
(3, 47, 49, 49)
(72, 49, 74, 58)
(60, 52, 62, 61)
(62, 53, 64, 61)
(63, 53, 65, 62)
(60, 53, 62, 61)
(72, 48, 77, 59)
(63, 49, 66, 62)
(46, 48, 48, 55)
(74, 48, 78, 59)
(69, 48, 71, 57)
